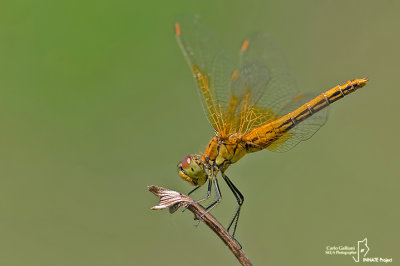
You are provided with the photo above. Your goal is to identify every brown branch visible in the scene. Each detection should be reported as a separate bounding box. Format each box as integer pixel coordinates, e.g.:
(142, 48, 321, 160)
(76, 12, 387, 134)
(148, 185, 252, 266)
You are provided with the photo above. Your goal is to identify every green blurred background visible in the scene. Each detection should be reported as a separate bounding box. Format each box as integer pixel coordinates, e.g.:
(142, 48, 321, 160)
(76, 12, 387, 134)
(0, 0, 398, 265)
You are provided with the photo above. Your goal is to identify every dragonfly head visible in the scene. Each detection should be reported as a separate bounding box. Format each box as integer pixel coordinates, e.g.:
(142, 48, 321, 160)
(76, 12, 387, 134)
(177, 154, 208, 186)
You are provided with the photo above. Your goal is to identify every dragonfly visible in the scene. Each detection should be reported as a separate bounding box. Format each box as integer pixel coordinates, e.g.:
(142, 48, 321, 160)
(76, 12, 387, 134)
(174, 17, 368, 238)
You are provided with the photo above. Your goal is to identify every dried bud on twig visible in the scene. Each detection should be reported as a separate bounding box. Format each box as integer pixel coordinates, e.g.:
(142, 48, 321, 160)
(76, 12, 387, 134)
(148, 185, 253, 266)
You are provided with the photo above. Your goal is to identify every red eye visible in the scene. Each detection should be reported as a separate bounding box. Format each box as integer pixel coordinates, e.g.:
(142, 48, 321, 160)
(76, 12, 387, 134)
(181, 155, 191, 169)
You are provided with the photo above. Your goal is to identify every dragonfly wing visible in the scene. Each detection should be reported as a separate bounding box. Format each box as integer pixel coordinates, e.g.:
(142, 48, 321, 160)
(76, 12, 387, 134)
(228, 59, 272, 135)
(228, 33, 300, 135)
(232, 34, 330, 151)
(266, 92, 329, 152)
(175, 16, 233, 133)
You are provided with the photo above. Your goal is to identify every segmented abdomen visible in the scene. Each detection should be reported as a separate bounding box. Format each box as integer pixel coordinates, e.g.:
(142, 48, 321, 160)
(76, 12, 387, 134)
(243, 78, 368, 151)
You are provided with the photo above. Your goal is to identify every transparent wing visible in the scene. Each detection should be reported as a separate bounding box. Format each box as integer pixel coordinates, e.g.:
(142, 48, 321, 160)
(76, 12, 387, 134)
(231, 34, 330, 152)
(266, 92, 330, 152)
(175, 19, 330, 148)
(175, 16, 234, 133)
(227, 33, 300, 135)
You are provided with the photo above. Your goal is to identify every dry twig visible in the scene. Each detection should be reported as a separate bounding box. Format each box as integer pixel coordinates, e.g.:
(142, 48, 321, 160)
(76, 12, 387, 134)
(148, 185, 252, 266)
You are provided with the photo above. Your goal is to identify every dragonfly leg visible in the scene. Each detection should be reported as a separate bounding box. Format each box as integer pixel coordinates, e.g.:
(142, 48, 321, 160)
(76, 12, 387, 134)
(182, 178, 212, 212)
(187, 185, 200, 196)
(222, 173, 244, 238)
(196, 178, 222, 225)
(204, 178, 222, 212)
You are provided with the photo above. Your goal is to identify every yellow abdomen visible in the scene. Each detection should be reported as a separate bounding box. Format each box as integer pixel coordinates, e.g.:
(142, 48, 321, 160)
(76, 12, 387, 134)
(243, 78, 368, 150)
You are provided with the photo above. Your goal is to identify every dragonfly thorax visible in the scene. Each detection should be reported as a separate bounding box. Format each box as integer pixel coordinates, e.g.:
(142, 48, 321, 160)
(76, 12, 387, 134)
(205, 136, 248, 172)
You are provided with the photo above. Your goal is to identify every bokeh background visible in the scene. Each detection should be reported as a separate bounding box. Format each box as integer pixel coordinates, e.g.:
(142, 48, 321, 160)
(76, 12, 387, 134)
(0, 0, 399, 265)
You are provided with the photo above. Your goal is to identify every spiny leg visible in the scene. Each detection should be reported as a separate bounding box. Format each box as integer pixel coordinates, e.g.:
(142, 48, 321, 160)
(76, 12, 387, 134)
(204, 178, 222, 212)
(183, 178, 212, 212)
(196, 177, 222, 224)
(225, 175, 243, 236)
(187, 185, 200, 196)
(222, 173, 244, 238)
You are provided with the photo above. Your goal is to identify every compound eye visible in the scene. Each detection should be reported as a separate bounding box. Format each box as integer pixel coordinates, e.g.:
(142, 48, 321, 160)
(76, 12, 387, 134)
(177, 154, 207, 187)
(181, 155, 192, 170)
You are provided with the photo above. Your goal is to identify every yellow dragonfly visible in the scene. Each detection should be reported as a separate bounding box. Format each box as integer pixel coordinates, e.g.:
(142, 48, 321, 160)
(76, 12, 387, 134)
(174, 17, 367, 238)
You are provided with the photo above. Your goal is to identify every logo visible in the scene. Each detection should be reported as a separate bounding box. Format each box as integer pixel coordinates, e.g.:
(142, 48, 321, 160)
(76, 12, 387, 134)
(325, 238, 392, 263)
(352, 238, 369, 262)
